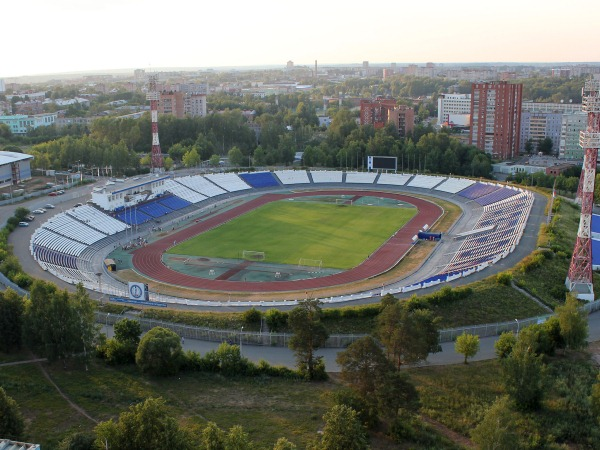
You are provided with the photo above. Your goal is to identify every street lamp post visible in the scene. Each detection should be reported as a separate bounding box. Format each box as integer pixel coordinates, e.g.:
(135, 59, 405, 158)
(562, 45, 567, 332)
(240, 326, 244, 356)
(515, 318, 520, 336)
(106, 313, 111, 338)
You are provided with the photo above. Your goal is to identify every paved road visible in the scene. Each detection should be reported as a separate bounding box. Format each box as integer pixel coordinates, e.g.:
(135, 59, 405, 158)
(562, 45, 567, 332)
(100, 310, 600, 372)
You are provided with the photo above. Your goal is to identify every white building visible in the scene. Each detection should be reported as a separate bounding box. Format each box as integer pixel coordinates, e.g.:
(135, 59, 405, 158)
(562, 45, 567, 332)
(559, 112, 587, 160)
(0, 79, 5, 93)
(0, 151, 34, 188)
(437, 93, 471, 127)
(91, 175, 170, 211)
(521, 101, 582, 114)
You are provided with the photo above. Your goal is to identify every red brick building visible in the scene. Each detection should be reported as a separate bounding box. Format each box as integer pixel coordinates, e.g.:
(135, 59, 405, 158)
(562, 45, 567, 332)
(469, 81, 522, 160)
(360, 97, 414, 137)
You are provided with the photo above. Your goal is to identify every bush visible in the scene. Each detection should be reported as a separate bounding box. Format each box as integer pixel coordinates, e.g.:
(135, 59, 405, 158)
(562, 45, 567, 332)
(496, 272, 513, 286)
(265, 309, 288, 332)
(135, 327, 184, 376)
(242, 307, 262, 325)
(519, 252, 545, 273)
(12, 272, 32, 289)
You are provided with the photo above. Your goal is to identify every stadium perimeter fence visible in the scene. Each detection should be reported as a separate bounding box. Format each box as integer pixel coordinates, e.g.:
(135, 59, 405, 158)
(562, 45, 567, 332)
(96, 298, 600, 348)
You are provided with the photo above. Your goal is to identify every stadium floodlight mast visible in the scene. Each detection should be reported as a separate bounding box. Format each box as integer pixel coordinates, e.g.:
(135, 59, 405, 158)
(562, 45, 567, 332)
(566, 79, 600, 301)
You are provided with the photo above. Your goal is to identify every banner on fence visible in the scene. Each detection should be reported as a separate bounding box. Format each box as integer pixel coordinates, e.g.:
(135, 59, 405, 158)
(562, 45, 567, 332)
(110, 296, 167, 307)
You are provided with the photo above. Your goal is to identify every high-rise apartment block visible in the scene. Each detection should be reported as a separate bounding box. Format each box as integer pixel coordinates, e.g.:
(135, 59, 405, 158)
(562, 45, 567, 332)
(469, 81, 523, 160)
(559, 112, 588, 159)
(519, 111, 562, 153)
(437, 93, 471, 127)
(159, 87, 207, 119)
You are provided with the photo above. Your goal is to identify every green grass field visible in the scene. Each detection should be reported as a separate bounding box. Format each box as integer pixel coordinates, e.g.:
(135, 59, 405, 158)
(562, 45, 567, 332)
(168, 201, 417, 269)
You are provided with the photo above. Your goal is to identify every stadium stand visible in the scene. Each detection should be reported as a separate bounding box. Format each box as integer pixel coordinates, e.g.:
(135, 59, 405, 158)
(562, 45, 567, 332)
(67, 205, 129, 234)
(458, 182, 500, 200)
(42, 212, 107, 245)
(205, 173, 251, 192)
(238, 171, 280, 188)
(137, 199, 173, 218)
(441, 191, 533, 274)
(176, 175, 227, 197)
(274, 170, 311, 184)
(434, 177, 475, 194)
(407, 174, 447, 189)
(345, 172, 377, 184)
(158, 194, 192, 211)
(474, 187, 520, 206)
(163, 179, 207, 203)
(377, 173, 413, 186)
(310, 170, 343, 183)
(115, 208, 153, 226)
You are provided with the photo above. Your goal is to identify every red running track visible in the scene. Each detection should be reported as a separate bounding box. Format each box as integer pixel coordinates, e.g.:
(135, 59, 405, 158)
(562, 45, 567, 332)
(132, 190, 443, 292)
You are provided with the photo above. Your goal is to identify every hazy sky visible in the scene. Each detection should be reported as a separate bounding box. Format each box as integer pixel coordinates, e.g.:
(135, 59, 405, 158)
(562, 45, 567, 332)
(3, 0, 599, 78)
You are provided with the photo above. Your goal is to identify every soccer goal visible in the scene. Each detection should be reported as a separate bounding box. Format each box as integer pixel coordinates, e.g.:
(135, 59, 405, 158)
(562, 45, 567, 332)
(335, 198, 353, 206)
(242, 250, 266, 261)
(298, 258, 323, 271)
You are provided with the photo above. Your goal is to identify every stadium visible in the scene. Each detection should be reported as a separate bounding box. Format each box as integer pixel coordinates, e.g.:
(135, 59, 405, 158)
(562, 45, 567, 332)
(28, 169, 543, 307)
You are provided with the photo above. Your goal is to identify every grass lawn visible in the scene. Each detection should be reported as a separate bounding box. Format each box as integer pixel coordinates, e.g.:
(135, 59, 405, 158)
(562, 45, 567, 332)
(0, 358, 335, 449)
(168, 201, 416, 269)
(430, 279, 550, 328)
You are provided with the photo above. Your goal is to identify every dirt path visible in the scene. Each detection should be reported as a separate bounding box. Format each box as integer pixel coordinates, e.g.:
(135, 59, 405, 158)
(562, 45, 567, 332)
(35, 361, 98, 424)
(420, 415, 475, 449)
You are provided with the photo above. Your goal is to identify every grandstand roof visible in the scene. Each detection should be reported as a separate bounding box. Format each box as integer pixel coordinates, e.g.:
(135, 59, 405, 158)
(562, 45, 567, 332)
(0, 151, 33, 166)
(101, 175, 171, 195)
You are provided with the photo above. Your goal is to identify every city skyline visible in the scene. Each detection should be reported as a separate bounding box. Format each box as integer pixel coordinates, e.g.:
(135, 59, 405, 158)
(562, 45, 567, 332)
(4, 0, 599, 79)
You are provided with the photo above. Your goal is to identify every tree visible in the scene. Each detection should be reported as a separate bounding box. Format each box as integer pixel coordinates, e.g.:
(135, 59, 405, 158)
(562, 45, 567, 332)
(321, 405, 368, 450)
(136, 326, 184, 376)
(182, 147, 200, 168)
(0, 387, 24, 441)
(375, 371, 420, 420)
(471, 396, 520, 450)
(210, 154, 221, 167)
(23, 281, 96, 366)
(501, 340, 546, 410)
(455, 333, 480, 364)
(288, 298, 329, 380)
(537, 137, 554, 155)
(524, 139, 534, 155)
(225, 425, 253, 450)
(228, 146, 245, 166)
(94, 397, 192, 450)
(0, 289, 24, 352)
(202, 421, 225, 450)
(377, 302, 440, 368)
(336, 336, 392, 399)
(105, 318, 141, 365)
(494, 331, 517, 359)
(556, 293, 588, 351)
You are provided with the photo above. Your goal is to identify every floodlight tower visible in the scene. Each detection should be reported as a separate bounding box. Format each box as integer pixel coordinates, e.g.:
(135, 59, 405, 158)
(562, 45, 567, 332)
(147, 74, 164, 172)
(566, 78, 600, 301)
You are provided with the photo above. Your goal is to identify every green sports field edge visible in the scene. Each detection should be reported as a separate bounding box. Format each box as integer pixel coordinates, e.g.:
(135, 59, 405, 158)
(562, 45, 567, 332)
(167, 200, 417, 270)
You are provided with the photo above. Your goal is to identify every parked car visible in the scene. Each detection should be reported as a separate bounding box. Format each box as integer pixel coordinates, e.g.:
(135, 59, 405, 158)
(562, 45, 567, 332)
(18, 222, 29, 227)
(74, 203, 83, 207)
(32, 209, 46, 214)
(25, 215, 35, 222)
(56, 190, 65, 195)
(45, 204, 55, 209)
(48, 192, 58, 197)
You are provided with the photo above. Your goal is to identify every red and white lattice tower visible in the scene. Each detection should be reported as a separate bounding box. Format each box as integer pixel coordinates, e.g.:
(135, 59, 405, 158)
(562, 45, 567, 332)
(147, 74, 164, 172)
(566, 78, 600, 301)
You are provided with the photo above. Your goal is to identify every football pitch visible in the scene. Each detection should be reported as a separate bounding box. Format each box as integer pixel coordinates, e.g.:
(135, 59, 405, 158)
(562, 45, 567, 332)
(167, 200, 417, 269)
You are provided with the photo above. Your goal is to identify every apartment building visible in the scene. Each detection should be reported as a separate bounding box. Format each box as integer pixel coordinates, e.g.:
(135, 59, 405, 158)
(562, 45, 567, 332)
(559, 112, 588, 160)
(437, 93, 471, 127)
(469, 82, 523, 160)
